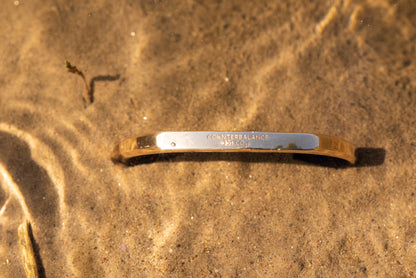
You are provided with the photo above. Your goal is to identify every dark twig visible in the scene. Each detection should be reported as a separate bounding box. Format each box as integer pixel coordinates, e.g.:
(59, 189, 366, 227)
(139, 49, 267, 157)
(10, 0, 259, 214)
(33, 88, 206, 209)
(65, 61, 92, 106)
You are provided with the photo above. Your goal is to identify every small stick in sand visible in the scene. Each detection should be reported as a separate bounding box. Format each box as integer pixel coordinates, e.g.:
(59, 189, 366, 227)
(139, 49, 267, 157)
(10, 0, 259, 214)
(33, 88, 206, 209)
(18, 220, 39, 278)
(66, 61, 92, 106)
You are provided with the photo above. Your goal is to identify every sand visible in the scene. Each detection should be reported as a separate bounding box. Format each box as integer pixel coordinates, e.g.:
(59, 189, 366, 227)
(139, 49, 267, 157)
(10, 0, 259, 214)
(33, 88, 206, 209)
(0, 0, 415, 277)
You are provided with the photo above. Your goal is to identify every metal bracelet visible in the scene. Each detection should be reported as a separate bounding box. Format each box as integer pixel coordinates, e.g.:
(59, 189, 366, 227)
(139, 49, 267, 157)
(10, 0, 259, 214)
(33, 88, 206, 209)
(112, 132, 356, 164)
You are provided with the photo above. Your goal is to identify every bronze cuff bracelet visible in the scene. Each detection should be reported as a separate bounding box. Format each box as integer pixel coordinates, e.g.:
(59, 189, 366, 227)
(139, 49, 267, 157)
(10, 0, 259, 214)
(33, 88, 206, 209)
(111, 132, 356, 164)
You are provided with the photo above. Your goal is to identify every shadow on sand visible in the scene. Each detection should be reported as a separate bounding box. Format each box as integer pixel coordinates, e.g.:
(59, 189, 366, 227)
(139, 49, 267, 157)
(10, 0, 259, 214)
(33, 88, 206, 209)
(120, 147, 385, 169)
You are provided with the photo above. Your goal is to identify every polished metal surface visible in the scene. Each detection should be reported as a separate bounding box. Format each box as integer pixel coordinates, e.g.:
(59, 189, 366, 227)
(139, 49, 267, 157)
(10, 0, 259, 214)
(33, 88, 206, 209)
(157, 132, 319, 150)
(112, 132, 356, 164)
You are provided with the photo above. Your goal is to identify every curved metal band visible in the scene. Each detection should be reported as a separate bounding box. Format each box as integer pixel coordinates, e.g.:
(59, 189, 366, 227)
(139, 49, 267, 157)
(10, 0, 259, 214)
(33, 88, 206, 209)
(111, 132, 356, 164)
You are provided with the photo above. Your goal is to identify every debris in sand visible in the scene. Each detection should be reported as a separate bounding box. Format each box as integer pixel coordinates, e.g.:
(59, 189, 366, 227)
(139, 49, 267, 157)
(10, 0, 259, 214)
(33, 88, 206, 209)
(18, 220, 39, 278)
(66, 60, 92, 106)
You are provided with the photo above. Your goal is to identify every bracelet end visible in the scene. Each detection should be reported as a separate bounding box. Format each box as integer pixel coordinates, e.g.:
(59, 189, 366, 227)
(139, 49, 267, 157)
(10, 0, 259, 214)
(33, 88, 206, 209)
(111, 144, 122, 163)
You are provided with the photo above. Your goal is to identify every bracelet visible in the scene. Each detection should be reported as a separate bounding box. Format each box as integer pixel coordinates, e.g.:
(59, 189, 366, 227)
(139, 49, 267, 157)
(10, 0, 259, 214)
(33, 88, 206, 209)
(111, 132, 356, 164)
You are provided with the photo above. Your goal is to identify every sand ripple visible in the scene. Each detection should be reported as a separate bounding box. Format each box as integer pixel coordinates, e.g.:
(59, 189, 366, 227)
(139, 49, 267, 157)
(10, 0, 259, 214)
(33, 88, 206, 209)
(1, 0, 416, 276)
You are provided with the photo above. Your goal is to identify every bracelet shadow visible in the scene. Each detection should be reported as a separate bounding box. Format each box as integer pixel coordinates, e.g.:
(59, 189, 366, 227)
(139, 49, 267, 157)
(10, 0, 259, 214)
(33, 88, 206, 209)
(122, 148, 385, 169)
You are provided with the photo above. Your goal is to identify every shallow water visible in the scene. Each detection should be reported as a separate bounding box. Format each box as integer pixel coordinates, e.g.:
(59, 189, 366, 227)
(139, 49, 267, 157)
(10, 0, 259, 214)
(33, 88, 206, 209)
(1, 0, 416, 276)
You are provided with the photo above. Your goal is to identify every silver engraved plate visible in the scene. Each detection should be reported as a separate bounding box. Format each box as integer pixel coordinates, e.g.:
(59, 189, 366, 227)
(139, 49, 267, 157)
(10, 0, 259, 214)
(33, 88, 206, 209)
(157, 132, 319, 151)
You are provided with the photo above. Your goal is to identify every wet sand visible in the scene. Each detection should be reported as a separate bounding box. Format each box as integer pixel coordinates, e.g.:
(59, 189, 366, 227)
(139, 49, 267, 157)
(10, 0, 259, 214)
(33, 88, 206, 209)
(1, 0, 416, 277)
